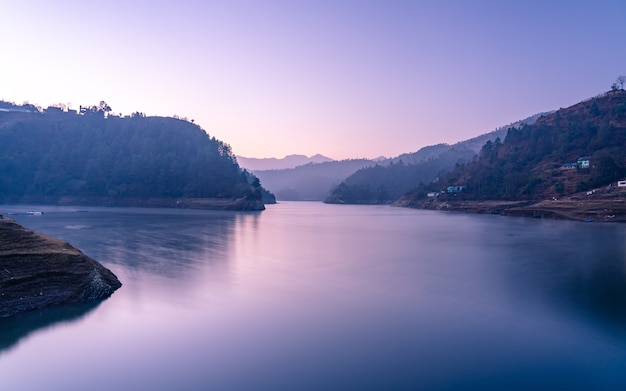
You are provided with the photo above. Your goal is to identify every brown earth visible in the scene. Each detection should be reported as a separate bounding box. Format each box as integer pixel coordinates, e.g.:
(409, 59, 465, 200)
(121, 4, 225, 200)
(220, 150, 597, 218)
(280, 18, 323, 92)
(0, 217, 121, 318)
(395, 186, 626, 223)
(504, 198, 626, 222)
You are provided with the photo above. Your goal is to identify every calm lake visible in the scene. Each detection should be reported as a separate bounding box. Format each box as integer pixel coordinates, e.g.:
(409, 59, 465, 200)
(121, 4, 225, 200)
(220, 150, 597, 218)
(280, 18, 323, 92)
(1, 202, 626, 390)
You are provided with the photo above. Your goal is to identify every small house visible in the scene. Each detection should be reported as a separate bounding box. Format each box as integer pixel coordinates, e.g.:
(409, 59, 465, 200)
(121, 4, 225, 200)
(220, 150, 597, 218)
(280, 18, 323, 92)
(577, 156, 591, 169)
(446, 186, 465, 193)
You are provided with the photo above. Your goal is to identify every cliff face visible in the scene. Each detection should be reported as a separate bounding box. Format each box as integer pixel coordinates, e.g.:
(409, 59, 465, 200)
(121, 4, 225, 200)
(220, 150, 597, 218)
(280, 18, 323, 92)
(0, 217, 121, 318)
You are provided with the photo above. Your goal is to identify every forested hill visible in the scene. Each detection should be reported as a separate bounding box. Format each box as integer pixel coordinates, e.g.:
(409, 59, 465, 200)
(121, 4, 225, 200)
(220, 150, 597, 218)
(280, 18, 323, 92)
(324, 146, 477, 204)
(401, 89, 626, 202)
(0, 102, 273, 209)
(324, 112, 546, 205)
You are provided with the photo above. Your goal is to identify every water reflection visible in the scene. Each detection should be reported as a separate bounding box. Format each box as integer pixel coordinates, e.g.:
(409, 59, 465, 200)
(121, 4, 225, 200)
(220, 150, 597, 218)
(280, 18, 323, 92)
(4, 208, 257, 351)
(2, 204, 626, 390)
(486, 218, 626, 339)
(10, 207, 248, 281)
(0, 301, 102, 355)
(8, 208, 271, 320)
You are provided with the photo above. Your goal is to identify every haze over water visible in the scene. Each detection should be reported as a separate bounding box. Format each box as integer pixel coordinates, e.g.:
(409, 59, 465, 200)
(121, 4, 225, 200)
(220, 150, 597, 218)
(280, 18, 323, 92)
(1, 202, 626, 390)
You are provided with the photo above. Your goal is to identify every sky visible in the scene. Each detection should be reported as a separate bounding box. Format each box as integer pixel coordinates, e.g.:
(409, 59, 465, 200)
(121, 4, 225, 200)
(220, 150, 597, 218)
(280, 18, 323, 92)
(1, 1, 625, 160)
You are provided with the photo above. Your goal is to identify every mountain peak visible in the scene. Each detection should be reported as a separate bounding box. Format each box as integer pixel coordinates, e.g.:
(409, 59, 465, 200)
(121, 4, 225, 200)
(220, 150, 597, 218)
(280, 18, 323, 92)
(237, 154, 334, 171)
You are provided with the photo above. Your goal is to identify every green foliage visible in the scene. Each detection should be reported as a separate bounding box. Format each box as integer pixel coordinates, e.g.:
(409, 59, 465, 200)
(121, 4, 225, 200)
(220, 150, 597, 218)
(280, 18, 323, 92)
(0, 107, 267, 203)
(406, 90, 626, 201)
(326, 147, 476, 204)
(325, 112, 544, 205)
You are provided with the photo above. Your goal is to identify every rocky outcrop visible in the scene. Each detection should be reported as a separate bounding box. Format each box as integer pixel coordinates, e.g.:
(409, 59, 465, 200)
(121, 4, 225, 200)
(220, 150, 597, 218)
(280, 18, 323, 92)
(0, 217, 121, 318)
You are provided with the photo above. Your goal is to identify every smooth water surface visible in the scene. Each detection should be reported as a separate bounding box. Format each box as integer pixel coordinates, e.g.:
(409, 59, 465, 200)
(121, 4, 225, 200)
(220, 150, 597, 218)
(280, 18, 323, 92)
(1, 202, 626, 390)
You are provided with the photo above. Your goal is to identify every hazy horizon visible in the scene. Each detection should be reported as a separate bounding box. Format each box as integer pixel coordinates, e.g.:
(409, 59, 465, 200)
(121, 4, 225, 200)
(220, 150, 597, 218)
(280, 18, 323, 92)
(2, 1, 625, 160)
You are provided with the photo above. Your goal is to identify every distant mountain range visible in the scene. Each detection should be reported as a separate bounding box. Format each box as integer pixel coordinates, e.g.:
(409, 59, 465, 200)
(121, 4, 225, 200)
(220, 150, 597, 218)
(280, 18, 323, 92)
(252, 159, 377, 201)
(250, 112, 551, 202)
(236, 154, 334, 171)
(324, 112, 550, 204)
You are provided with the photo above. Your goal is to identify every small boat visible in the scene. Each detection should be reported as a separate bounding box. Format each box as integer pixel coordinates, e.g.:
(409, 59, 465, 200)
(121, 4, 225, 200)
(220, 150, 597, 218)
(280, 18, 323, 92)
(25, 211, 43, 216)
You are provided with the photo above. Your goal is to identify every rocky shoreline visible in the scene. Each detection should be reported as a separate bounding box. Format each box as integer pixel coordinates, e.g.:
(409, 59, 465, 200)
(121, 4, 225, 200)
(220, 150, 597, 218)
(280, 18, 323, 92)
(0, 216, 121, 318)
(394, 193, 626, 223)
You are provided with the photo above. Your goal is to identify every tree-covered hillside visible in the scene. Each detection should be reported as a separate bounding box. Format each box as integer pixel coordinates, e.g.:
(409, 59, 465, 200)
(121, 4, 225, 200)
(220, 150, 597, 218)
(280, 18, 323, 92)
(403, 89, 626, 202)
(325, 146, 477, 204)
(0, 102, 273, 208)
(324, 113, 547, 205)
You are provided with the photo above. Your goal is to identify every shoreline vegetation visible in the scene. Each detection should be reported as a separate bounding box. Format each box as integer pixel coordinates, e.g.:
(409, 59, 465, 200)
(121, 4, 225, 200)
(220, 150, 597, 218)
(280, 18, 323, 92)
(15, 195, 267, 211)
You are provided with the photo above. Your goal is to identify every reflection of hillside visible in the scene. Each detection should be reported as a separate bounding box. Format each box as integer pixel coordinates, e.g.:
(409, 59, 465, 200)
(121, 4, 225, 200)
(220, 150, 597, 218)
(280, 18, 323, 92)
(13, 209, 245, 281)
(0, 301, 101, 355)
(558, 231, 626, 334)
(495, 221, 626, 338)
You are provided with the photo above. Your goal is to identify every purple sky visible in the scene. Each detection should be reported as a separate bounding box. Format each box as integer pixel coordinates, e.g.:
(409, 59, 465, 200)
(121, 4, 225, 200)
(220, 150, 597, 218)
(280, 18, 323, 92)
(2, 1, 625, 159)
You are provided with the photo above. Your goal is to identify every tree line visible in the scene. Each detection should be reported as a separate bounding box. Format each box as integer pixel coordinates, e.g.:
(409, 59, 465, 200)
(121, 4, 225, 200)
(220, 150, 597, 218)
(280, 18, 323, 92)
(325, 146, 477, 204)
(0, 104, 269, 203)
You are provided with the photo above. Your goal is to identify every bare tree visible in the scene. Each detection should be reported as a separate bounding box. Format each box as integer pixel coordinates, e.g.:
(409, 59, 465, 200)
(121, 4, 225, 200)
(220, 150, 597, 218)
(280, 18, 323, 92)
(611, 75, 625, 91)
